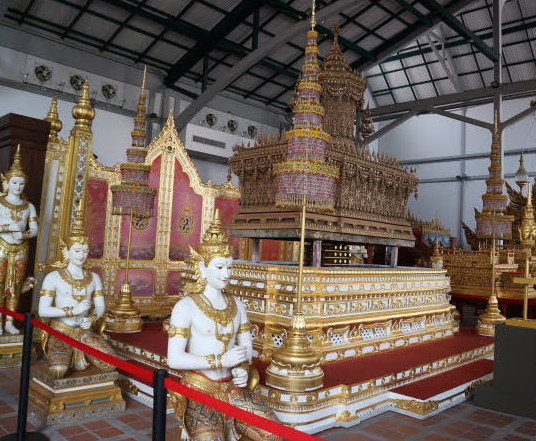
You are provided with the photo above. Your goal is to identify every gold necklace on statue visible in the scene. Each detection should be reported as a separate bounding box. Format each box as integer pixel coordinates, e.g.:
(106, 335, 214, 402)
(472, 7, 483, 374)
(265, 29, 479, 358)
(190, 292, 237, 348)
(190, 292, 237, 327)
(0, 197, 28, 222)
(59, 268, 92, 302)
(215, 321, 234, 348)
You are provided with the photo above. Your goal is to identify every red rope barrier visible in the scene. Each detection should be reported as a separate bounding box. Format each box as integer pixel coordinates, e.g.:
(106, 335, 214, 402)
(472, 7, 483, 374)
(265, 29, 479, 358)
(0, 307, 325, 441)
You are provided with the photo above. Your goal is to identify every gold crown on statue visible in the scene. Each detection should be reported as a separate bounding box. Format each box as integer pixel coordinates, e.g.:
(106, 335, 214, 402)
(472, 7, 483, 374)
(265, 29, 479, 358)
(5, 144, 28, 181)
(192, 209, 233, 265)
(65, 198, 90, 248)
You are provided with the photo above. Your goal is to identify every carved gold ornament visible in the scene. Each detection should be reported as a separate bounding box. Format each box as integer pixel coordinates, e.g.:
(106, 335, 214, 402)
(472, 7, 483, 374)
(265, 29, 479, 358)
(179, 198, 194, 234)
(132, 215, 148, 231)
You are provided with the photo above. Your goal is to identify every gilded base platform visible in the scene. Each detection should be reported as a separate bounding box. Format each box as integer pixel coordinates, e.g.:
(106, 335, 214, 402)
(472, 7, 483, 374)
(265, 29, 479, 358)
(0, 334, 23, 368)
(28, 361, 125, 425)
(221, 263, 459, 363)
(106, 323, 493, 434)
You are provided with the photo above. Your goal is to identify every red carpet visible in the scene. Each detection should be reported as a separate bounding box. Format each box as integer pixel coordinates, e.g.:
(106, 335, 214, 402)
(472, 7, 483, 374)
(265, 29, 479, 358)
(391, 358, 494, 400)
(320, 328, 492, 388)
(109, 325, 493, 390)
(108, 322, 169, 355)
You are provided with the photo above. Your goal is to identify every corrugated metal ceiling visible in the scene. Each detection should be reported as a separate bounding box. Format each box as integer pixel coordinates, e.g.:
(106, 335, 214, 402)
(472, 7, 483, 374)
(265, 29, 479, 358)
(2, 0, 536, 111)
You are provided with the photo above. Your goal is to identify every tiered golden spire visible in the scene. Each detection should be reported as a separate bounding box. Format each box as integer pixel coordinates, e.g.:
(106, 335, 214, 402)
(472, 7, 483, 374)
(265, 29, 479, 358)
(267, 0, 325, 393)
(72, 81, 95, 130)
(195, 209, 233, 265)
(66, 198, 90, 247)
(142, 65, 147, 91)
(5, 145, 27, 181)
(475, 110, 513, 239)
(44, 97, 62, 141)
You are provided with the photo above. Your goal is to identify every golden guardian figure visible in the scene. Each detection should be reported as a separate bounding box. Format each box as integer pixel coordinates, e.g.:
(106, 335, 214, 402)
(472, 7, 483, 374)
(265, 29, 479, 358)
(167, 210, 282, 441)
(0, 145, 38, 335)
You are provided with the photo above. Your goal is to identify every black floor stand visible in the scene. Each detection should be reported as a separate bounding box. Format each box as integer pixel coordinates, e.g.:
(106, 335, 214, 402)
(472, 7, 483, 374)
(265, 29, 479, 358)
(0, 313, 48, 441)
(474, 323, 536, 419)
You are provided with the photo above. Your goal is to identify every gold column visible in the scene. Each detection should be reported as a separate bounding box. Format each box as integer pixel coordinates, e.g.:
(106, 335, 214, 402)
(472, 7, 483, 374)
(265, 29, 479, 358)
(476, 236, 506, 336)
(57, 81, 95, 262)
(265, 196, 324, 391)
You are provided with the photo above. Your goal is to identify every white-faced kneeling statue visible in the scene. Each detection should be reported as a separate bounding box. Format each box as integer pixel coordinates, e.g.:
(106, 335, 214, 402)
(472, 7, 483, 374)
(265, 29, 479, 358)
(167, 210, 282, 441)
(38, 201, 116, 378)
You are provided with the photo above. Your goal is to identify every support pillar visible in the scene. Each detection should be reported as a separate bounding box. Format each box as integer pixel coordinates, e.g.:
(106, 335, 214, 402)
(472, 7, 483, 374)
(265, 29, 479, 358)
(312, 240, 322, 268)
(251, 238, 260, 263)
(390, 246, 399, 268)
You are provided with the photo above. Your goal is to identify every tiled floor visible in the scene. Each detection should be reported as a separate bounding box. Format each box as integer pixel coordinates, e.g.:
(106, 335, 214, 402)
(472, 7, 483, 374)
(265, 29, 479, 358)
(1, 367, 535, 441)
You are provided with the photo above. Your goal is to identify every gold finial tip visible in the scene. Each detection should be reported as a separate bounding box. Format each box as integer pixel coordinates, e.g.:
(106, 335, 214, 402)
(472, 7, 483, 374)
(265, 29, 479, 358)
(332, 21, 340, 38)
(5, 143, 27, 181)
(142, 65, 147, 90)
(214, 208, 220, 221)
(310, 0, 316, 29)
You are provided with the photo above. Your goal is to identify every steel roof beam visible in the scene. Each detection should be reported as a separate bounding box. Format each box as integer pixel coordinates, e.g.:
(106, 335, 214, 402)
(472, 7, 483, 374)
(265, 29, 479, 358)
(0, 0, 17, 20)
(98, 0, 212, 42)
(97, 0, 298, 83)
(51, 0, 190, 52)
(365, 111, 417, 144)
(164, 0, 268, 86)
(423, 30, 462, 92)
(354, 0, 481, 71)
(60, 0, 93, 39)
(316, 24, 376, 61)
(393, 0, 431, 25)
(100, 0, 150, 52)
(370, 12, 536, 65)
(17, 0, 38, 24)
(5, 9, 172, 69)
(416, 0, 499, 61)
(370, 79, 536, 120)
(263, 0, 376, 61)
(176, 0, 359, 132)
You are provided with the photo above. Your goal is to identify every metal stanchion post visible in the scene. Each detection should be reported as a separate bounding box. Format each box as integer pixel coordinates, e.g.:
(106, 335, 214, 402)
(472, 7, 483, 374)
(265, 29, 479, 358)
(152, 369, 167, 441)
(0, 313, 48, 441)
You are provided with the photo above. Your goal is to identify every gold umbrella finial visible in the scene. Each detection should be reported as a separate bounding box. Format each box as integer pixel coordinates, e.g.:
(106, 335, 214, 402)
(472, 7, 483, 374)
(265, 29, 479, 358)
(45, 96, 62, 140)
(142, 65, 147, 91)
(66, 196, 90, 247)
(6, 144, 27, 181)
(194, 208, 232, 265)
(72, 80, 95, 129)
(310, 0, 316, 30)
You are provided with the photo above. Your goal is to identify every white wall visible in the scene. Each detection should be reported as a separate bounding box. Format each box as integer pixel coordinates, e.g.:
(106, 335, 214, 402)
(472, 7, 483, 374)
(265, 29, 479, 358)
(378, 97, 536, 248)
(0, 84, 133, 167)
(0, 43, 281, 179)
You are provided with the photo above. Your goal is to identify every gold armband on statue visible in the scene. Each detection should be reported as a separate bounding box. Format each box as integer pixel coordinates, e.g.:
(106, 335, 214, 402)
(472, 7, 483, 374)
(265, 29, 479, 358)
(62, 307, 74, 318)
(28, 216, 38, 223)
(40, 289, 55, 298)
(93, 290, 104, 298)
(0, 225, 9, 233)
(237, 322, 252, 334)
(22, 231, 31, 240)
(168, 325, 190, 339)
(203, 354, 216, 371)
